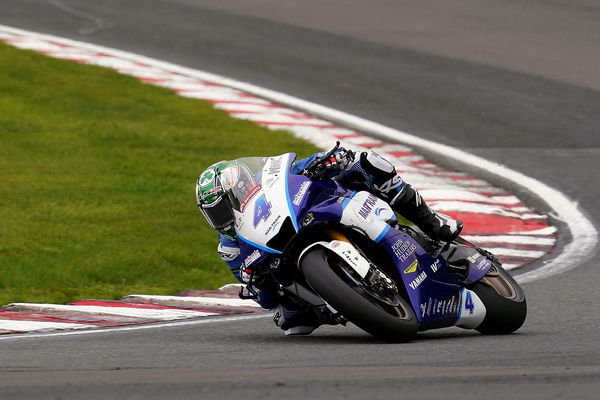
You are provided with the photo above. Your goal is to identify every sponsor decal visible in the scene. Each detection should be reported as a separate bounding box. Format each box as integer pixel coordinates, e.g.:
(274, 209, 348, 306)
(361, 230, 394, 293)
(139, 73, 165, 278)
(218, 250, 238, 262)
(292, 181, 311, 206)
(467, 252, 490, 270)
(475, 258, 490, 270)
(403, 259, 419, 274)
(419, 295, 459, 318)
(391, 239, 417, 262)
(467, 253, 481, 264)
(408, 271, 428, 290)
(240, 185, 262, 212)
(357, 194, 378, 219)
(340, 249, 359, 268)
(375, 175, 403, 194)
(430, 259, 441, 273)
(268, 157, 283, 175)
(203, 186, 223, 198)
(243, 249, 261, 268)
(265, 177, 277, 188)
(264, 214, 282, 236)
(273, 307, 282, 326)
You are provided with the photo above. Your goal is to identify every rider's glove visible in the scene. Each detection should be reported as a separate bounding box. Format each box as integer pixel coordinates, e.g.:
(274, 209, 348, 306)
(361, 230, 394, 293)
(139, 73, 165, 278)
(323, 150, 354, 171)
(429, 212, 463, 243)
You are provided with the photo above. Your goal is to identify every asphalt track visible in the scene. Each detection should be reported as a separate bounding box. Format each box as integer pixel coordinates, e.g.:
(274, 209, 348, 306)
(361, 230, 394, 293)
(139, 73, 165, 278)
(1, 1, 599, 399)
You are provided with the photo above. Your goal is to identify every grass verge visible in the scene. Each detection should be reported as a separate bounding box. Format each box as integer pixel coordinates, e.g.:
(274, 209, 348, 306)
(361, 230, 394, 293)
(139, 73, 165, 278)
(0, 42, 319, 305)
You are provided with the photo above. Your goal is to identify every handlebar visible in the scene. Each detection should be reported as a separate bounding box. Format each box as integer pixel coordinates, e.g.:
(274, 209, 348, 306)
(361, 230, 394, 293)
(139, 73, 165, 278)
(301, 141, 341, 179)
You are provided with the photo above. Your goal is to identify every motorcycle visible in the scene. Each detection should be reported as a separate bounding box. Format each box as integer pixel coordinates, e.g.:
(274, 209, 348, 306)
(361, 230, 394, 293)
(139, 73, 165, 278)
(232, 143, 527, 341)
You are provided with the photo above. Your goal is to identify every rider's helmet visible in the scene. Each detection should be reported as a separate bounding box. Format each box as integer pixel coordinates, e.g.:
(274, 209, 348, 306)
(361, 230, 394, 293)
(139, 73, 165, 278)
(196, 160, 256, 234)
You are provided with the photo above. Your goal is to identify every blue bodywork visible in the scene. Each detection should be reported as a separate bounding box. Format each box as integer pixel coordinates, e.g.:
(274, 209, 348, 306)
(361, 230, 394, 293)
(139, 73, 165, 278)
(234, 153, 492, 329)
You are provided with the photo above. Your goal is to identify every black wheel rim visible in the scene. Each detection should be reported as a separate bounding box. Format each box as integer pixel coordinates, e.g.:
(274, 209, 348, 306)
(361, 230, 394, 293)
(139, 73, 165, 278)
(326, 254, 412, 320)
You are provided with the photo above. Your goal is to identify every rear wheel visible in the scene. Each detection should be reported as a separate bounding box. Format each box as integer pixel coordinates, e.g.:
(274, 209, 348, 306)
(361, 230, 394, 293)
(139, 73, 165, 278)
(301, 248, 418, 342)
(471, 263, 527, 334)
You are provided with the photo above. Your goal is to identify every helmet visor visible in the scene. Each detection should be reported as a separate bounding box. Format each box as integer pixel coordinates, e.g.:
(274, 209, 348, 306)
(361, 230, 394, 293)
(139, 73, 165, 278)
(199, 195, 235, 230)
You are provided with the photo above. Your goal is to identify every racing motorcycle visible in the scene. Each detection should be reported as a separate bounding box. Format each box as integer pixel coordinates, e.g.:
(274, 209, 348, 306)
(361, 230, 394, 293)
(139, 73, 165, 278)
(233, 143, 527, 341)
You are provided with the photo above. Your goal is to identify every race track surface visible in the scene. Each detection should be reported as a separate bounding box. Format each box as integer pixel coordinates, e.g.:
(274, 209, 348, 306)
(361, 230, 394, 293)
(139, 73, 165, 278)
(1, 1, 599, 399)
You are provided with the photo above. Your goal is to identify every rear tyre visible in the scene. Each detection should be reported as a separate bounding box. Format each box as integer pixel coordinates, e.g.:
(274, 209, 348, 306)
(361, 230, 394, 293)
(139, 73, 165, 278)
(301, 248, 418, 342)
(471, 263, 527, 334)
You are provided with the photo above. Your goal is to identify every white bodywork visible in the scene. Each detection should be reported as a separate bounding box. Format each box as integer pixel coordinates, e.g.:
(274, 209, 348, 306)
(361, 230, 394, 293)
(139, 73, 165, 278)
(340, 191, 395, 242)
(299, 240, 372, 280)
(455, 288, 487, 329)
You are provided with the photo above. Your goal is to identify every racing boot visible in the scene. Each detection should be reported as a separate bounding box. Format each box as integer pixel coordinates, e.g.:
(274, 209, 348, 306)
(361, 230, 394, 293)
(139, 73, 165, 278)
(272, 304, 338, 336)
(391, 183, 463, 243)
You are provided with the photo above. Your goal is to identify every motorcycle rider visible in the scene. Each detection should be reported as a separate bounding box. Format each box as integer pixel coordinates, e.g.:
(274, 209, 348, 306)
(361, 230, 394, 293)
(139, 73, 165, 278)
(195, 147, 462, 335)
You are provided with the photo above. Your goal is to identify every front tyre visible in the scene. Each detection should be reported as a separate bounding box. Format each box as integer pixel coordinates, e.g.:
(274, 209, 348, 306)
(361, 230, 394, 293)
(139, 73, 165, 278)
(471, 263, 527, 334)
(301, 248, 418, 342)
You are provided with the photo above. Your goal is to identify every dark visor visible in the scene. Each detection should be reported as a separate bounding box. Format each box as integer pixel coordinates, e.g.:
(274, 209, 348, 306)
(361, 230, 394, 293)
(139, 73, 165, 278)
(199, 196, 235, 230)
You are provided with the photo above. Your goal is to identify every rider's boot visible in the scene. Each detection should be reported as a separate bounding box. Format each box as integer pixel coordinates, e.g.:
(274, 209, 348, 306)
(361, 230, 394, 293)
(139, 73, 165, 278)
(272, 304, 338, 336)
(390, 183, 463, 242)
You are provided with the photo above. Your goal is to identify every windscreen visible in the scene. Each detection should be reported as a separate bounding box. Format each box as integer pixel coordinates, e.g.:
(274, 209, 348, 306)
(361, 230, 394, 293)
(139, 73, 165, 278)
(219, 157, 267, 212)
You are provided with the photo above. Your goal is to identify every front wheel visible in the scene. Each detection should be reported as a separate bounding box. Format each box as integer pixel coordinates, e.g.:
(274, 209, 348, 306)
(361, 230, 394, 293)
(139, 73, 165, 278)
(471, 263, 527, 334)
(301, 248, 418, 342)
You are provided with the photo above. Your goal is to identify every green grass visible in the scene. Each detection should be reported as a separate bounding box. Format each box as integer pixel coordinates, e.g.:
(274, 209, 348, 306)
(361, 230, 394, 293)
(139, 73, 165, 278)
(0, 42, 319, 305)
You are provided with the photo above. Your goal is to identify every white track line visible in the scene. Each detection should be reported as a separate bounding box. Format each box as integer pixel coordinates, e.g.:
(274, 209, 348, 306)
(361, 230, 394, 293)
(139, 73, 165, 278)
(6, 303, 217, 319)
(0, 313, 270, 341)
(122, 295, 262, 308)
(0, 24, 596, 283)
(0, 320, 90, 333)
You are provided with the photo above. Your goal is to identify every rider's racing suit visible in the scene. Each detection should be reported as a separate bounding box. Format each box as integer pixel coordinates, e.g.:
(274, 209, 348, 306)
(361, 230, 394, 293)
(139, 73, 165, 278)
(216, 148, 462, 335)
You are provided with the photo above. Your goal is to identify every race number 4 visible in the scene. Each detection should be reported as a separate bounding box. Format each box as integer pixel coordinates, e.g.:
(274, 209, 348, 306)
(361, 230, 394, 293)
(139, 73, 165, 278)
(465, 291, 475, 315)
(253, 194, 272, 227)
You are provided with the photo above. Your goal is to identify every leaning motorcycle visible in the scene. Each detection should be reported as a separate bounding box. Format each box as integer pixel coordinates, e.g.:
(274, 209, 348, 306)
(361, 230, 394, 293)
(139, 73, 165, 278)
(231, 144, 526, 341)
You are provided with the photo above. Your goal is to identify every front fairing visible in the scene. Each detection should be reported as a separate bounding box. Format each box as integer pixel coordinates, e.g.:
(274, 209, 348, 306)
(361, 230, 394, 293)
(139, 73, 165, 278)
(233, 153, 303, 254)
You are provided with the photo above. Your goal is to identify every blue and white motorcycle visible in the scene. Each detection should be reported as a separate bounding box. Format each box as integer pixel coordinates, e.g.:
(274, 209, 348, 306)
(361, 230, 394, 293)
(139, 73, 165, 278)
(233, 143, 527, 341)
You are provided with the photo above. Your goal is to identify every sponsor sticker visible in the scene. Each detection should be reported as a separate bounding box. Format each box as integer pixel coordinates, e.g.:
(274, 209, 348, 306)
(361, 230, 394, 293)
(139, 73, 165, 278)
(419, 295, 459, 318)
(408, 271, 427, 290)
(240, 184, 262, 212)
(430, 259, 441, 273)
(292, 181, 311, 206)
(243, 249, 261, 267)
(357, 194, 378, 219)
(391, 239, 417, 262)
(268, 157, 283, 175)
(264, 214, 282, 236)
(404, 259, 419, 274)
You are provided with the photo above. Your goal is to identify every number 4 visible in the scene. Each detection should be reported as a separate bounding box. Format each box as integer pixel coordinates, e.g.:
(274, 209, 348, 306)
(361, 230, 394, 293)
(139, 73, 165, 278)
(253, 194, 272, 227)
(465, 291, 475, 315)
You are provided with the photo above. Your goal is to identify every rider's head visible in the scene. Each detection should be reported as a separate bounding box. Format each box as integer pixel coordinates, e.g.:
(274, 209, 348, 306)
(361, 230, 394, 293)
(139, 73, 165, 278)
(196, 160, 255, 235)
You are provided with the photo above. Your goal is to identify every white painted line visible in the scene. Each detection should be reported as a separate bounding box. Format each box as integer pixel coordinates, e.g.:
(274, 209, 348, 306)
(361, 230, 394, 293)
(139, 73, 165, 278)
(123, 295, 262, 308)
(484, 248, 548, 259)
(509, 226, 557, 236)
(419, 190, 522, 205)
(0, 313, 270, 341)
(462, 235, 556, 246)
(0, 319, 90, 333)
(427, 201, 543, 219)
(6, 303, 216, 320)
